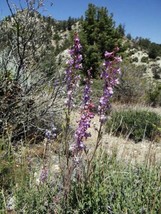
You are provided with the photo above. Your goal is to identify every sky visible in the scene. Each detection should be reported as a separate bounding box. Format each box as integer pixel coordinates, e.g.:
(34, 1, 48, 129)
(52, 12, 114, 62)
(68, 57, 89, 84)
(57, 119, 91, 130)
(0, 0, 161, 44)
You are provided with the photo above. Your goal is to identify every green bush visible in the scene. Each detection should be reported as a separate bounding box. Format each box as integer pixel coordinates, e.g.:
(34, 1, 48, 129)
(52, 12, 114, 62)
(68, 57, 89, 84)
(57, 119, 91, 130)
(113, 63, 147, 104)
(146, 82, 161, 106)
(148, 47, 158, 59)
(91, 79, 103, 108)
(131, 57, 138, 63)
(141, 56, 149, 63)
(152, 67, 161, 80)
(106, 109, 161, 142)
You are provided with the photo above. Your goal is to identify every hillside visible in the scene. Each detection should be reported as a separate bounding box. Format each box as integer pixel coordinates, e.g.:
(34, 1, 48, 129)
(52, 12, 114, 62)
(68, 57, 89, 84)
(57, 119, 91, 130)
(1, 3, 161, 141)
(1, 7, 161, 80)
(1, 2, 161, 213)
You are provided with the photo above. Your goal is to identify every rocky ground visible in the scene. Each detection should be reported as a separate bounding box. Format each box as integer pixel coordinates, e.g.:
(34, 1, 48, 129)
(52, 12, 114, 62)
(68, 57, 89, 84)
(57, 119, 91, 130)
(129, 49, 161, 79)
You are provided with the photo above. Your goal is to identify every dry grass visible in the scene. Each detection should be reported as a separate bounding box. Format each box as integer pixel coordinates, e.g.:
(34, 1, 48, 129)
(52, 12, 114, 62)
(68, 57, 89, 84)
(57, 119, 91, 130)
(13, 104, 161, 185)
(70, 106, 161, 165)
(112, 102, 161, 115)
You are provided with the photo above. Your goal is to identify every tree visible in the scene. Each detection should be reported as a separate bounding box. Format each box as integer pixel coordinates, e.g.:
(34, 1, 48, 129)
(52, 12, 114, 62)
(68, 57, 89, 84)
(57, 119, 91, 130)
(67, 16, 73, 31)
(137, 37, 151, 50)
(126, 33, 132, 40)
(148, 46, 158, 59)
(117, 24, 125, 37)
(80, 4, 123, 77)
(148, 42, 161, 59)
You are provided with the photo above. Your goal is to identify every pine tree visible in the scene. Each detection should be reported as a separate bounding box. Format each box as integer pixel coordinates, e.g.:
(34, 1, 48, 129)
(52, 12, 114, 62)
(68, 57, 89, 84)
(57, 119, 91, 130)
(80, 4, 123, 77)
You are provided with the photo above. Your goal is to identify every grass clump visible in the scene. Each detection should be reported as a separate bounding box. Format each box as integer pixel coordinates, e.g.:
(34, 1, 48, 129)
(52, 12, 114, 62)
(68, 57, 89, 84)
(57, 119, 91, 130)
(63, 152, 161, 213)
(106, 109, 161, 142)
(1, 151, 160, 214)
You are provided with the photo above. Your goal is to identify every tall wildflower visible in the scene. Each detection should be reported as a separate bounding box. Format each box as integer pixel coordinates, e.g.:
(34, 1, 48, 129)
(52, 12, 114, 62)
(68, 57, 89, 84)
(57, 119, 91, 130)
(85, 49, 122, 177)
(65, 33, 82, 113)
(65, 34, 94, 155)
(98, 48, 122, 123)
(73, 69, 94, 154)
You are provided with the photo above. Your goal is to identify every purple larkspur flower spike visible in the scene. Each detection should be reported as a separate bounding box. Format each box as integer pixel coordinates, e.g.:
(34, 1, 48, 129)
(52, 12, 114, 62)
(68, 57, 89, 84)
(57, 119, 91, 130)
(98, 48, 121, 123)
(73, 69, 95, 153)
(65, 33, 82, 111)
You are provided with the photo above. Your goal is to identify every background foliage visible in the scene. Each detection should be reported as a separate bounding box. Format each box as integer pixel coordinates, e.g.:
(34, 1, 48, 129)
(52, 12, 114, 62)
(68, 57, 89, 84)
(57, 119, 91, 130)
(106, 109, 161, 142)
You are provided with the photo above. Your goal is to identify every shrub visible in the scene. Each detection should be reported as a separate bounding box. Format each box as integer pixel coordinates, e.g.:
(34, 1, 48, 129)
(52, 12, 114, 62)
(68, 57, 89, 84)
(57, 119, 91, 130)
(131, 57, 138, 63)
(106, 109, 161, 142)
(148, 47, 158, 59)
(0, 4, 62, 143)
(152, 66, 161, 79)
(113, 62, 147, 104)
(146, 81, 161, 106)
(141, 56, 149, 63)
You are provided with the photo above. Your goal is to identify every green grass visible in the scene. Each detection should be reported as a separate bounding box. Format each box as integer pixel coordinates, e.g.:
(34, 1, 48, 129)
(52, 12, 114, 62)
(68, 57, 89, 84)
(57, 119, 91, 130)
(0, 147, 161, 213)
(67, 152, 161, 213)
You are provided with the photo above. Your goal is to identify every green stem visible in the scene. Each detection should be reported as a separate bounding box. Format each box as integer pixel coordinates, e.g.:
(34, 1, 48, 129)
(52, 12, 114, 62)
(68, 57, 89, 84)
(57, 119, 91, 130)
(86, 122, 103, 180)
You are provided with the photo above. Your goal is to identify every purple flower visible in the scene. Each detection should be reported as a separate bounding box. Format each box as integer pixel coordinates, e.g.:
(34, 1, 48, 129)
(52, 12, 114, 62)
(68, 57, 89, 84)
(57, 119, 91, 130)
(82, 69, 93, 107)
(72, 69, 94, 153)
(104, 51, 114, 58)
(40, 166, 48, 183)
(45, 130, 52, 139)
(74, 110, 93, 151)
(45, 124, 57, 140)
(98, 48, 121, 123)
(65, 33, 82, 110)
